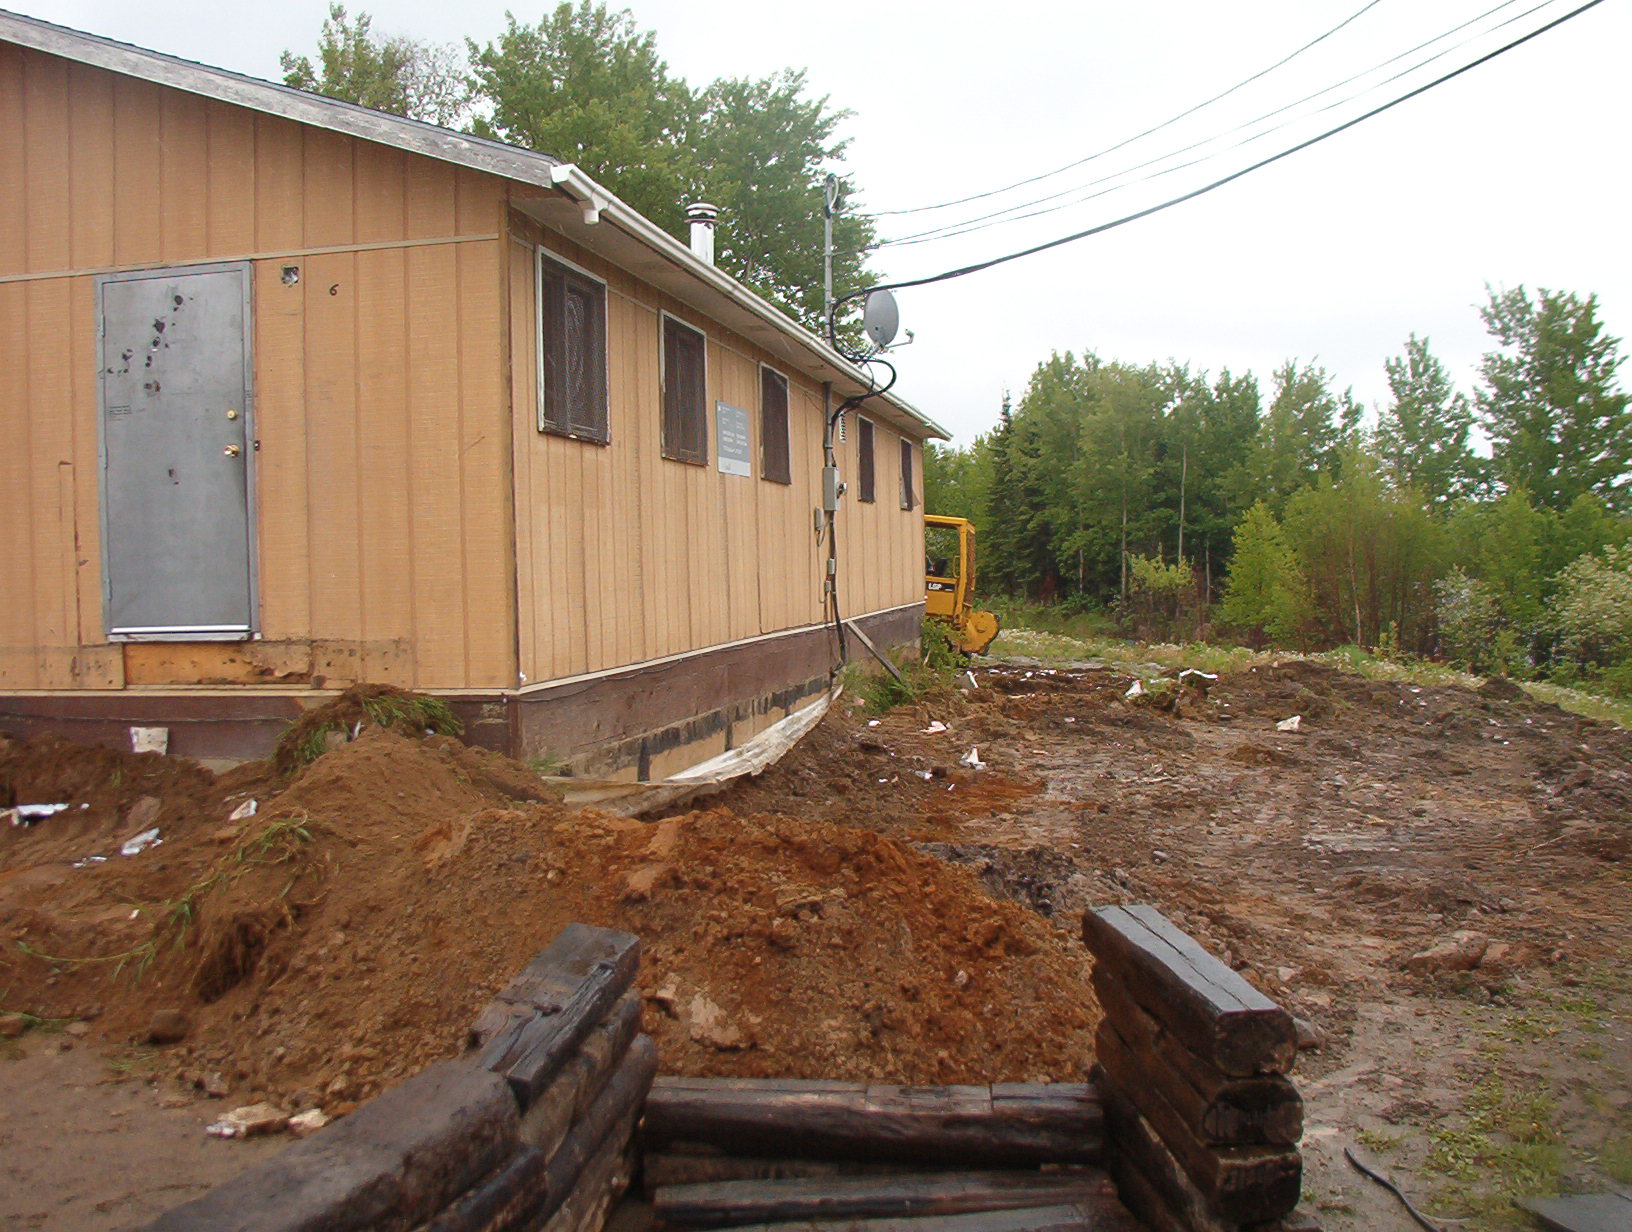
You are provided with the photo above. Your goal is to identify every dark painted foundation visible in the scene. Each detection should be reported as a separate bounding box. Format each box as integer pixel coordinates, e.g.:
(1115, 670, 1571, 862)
(0, 605, 923, 779)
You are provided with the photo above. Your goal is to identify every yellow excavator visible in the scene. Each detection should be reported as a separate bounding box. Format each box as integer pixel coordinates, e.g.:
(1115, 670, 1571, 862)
(924, 514, 1001, 654)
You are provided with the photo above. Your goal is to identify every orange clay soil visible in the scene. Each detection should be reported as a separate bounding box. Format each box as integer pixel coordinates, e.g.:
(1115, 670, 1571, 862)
(1, 723, 1097, 1116)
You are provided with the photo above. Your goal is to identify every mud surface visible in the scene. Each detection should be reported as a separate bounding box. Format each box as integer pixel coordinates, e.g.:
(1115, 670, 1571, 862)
(5, 660, 1630, 1231)
(712, 661, 1632, 1229)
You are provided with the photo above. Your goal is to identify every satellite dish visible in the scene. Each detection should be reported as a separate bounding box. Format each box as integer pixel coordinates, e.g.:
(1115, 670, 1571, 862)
(862, 290, 900, 349)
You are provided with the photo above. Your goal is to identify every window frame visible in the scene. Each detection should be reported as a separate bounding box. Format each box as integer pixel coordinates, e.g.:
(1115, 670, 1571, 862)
(857, 416, 876, 503)
(660, 310, 709, 466)
(900, 436, 917, 510)
(534, 247, 610, 445)
(759, 364, 791, 485)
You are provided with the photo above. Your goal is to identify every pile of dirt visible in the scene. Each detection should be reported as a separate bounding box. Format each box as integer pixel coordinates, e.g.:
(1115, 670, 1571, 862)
(0, 724, 1098, 1116)
(268, 683, 464, 777)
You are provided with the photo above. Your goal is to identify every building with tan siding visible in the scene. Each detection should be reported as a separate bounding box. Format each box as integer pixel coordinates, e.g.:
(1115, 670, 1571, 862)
(0, 11, 946, 778)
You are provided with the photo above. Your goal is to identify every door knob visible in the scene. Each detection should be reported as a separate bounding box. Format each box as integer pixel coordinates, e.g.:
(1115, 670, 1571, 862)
(224, 443, 242, 458)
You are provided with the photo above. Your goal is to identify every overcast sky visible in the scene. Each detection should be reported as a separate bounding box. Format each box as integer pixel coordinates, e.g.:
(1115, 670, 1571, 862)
(17, 0, 1630, 445)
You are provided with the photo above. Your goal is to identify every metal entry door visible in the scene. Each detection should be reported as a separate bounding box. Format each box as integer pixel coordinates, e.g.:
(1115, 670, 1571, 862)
(97, 263, 256, 639)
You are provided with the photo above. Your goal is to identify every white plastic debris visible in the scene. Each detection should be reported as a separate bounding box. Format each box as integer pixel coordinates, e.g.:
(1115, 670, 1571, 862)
(1276, 715, 1303, 732)
(914, 769, 934, 780)
(130, 726, 169, 755)
(921, 720, 948, 734)
(227, 799, 258, 822)
(10, 803, 70, 828)
(120, 828, 163, 856)
(964, 671, 978, 689)
(958, 747, 987, 770)
(1179, 669, 1219, 682)
(867, 719, 881, 728)
(1125, 680, 1145, 700)
(71, 855, 109, 869)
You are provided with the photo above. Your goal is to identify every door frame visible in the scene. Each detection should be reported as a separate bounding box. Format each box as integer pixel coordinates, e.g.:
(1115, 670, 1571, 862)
(94, 260, 260, 642)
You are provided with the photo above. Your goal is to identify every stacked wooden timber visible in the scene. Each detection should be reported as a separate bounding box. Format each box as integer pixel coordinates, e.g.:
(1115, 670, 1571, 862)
(132, 923, 654, 1232)
(642, 1077, 1142, 1232)
(433, 922, 658, 1232)
(1082, 904, 1315, 1232)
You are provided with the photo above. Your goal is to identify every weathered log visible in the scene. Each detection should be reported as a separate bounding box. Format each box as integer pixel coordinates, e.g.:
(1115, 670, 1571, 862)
(703, 1200, 1148, 1232)
(1093, 971, 1302, 1145)
(135, 1061, 519, 1232)
(1082, 905, 1295, 1077)
(643, 1078, 1104, 1167)
(421, 1145, 550, 1232)
(537, 1115, 639, 1232)
(475, 925, 642, 1108)
(1094, 1015, 1302, 1147)
(643, 1153, 944, 1193)
(652, 1169, 1118, 1229)
(1097, 1069, 1300, 1227)
(1104, 1146, 1225, 1232)
(530, 1035, 658, 1228)
(520, 991, 642, 1156)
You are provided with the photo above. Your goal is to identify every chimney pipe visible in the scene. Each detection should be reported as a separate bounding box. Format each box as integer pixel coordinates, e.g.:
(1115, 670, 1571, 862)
(686, 201, 719, 265)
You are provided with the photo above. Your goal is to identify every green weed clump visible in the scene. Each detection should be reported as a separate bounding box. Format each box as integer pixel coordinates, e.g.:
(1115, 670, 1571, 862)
(849, 619, 964, 715)
(273, 684, 463, 775)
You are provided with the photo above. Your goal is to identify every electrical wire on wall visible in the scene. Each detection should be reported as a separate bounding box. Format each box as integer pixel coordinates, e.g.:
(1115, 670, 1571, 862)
(820, 353, 898, 680)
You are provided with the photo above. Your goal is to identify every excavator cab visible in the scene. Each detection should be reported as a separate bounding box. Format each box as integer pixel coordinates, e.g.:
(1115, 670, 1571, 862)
(925, 514, 1001, 654)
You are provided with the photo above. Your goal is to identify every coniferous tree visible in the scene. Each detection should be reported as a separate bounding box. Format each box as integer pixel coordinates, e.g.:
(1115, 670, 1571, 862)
(1478, 286, 1632, 513)
(1376, 334, 1479, 509)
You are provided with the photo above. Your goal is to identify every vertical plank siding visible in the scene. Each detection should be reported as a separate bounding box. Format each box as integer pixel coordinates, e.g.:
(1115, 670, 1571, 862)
(0, 46, 512, 690)
(1, 42, 924, 700)
(509, 216, 924, 687)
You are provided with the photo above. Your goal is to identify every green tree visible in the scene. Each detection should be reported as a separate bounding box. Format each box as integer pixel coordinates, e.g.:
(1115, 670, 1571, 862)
(982, 395, 1030, 597)
(468, 3, 693, 234)
(1217, 502, 1309, 646)
(686, 72, 876, 336)
(1448, 487, 1552, 639)
(1069, 359, 1166, 603)
(1236, 362, 1349, 514)
(1282, 451, 1445, 652)
(1375, 334, 1479, 508)
(1155, 367, 1259, 593)
(281, 5, 471, 126)
(1549, 543, 1632, 685)
(1478, 286, 1632, 512)
(923, 439, 992, 521)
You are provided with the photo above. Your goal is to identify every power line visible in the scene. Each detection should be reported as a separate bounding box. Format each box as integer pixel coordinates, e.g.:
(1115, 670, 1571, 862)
(842, 0, 1606, 310)
(876, 0, 1544, 249)
(865, 0, 1387, 220)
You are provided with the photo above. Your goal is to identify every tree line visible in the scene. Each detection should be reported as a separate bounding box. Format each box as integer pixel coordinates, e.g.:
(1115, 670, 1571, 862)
(925, 287, 1632, 690)
(280, 2, 874, 337)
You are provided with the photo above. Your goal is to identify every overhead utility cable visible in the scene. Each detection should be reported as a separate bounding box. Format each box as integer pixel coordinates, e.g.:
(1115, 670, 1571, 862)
(878, 0, 1542, 248)
(838, 0, 1605, 310)
(866, 0, 1386, 219)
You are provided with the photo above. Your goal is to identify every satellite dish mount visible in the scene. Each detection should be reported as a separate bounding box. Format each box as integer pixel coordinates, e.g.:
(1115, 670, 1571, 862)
(862, 289, 900, 350)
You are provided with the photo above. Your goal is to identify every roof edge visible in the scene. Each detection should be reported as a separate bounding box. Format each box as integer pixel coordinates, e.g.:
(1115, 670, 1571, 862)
(0, 6, 948, 440)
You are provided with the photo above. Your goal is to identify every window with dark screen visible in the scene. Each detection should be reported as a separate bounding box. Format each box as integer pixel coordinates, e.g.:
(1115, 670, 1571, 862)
(858, 417, 876, 503)
(537, 252, 607, 443)
(662, 315, 707, 465)
(900, 437, 917, 510)
(760, 366, 790, 484)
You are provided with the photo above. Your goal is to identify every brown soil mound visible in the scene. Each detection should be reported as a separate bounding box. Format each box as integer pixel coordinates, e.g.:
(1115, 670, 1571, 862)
(0, 725, 1097, 1116)
(269, 683, 463, 777)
